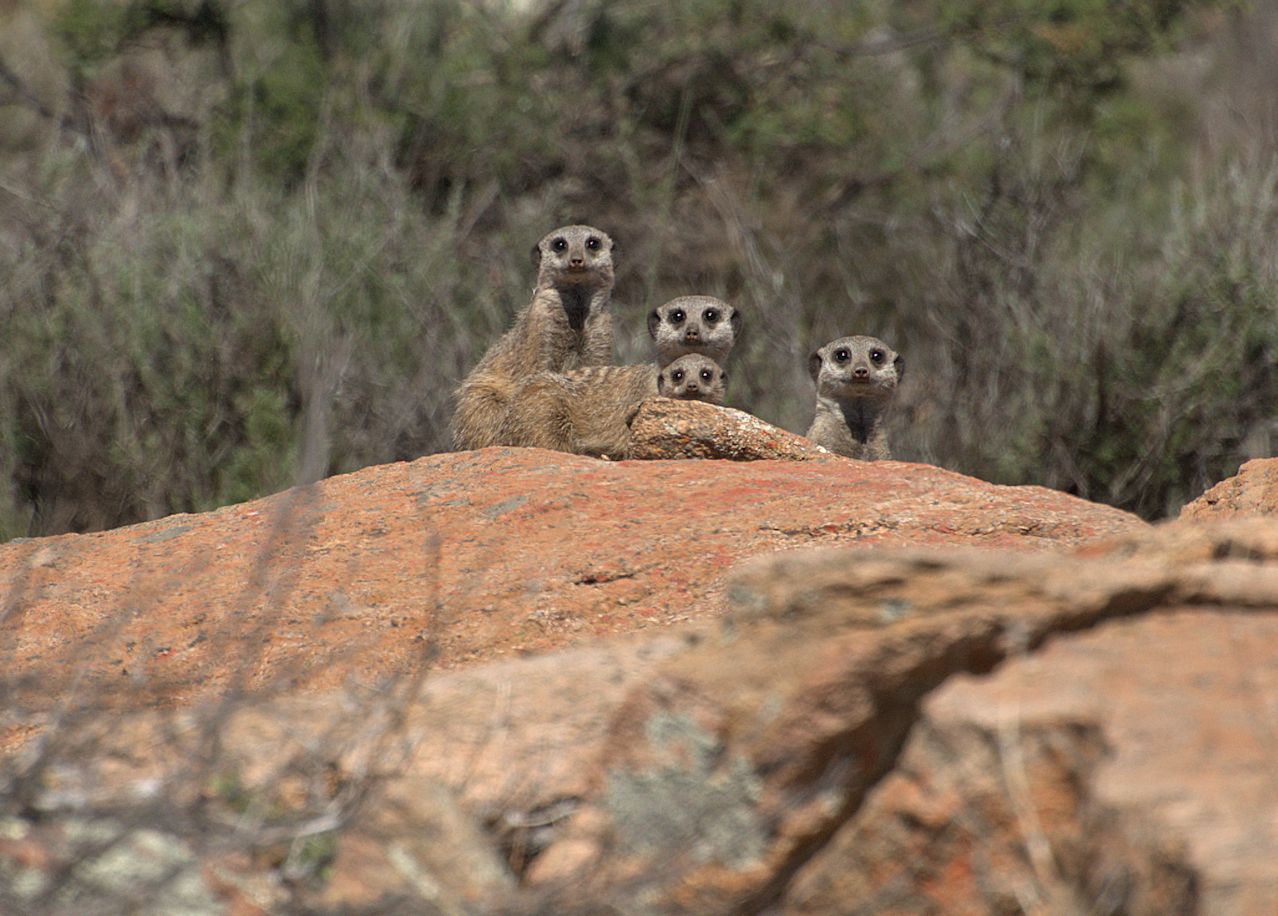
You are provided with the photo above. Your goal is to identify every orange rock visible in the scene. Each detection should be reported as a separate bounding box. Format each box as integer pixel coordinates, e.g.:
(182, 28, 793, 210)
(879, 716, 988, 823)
(1182, 458, 1278, 519)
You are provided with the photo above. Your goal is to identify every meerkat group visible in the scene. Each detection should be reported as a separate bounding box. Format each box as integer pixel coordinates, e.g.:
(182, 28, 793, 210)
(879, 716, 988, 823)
(451, 223, 902, 460)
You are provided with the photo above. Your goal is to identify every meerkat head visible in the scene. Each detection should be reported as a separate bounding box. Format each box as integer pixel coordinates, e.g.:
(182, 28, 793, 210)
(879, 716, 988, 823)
(657, 354, 728, 406)
(647, 296, 742, 365)
(809, 335, 903, 401)
(531, 225, 616, 291)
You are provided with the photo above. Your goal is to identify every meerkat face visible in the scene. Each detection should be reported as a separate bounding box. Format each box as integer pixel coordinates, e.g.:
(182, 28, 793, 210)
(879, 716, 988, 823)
(657, 354, 728, 406)
(809, 335, 903, 400)
(647, 296, 741, 363)
(531, 224, 615, 289)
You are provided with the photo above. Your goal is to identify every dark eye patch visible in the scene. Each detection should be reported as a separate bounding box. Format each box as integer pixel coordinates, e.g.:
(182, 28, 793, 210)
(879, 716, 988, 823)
(700, 369, 713, 381)
(672, 369, 685, 382)
(670, 309, 686, 324)
(834, 348, 850, 362)
(703, 308, 720, 322)
(552, 237, 567, 252)
(586, 236, 601, 250)
(870, 349, 885, 364)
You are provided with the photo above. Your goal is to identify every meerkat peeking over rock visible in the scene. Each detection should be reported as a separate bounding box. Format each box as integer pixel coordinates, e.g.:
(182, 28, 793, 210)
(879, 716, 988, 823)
(657, 354, 728, 406)
(451, 224, 616, 450)
(806, 335, 902, 461)
(504, 353, 729, 460)
(647, 296, 741, 366)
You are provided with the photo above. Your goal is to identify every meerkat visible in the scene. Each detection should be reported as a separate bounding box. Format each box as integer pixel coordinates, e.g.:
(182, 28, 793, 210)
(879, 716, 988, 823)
(507, 364, 657, 458)
(647, 296, 741, 366)
(451, 224, 616, 450)
(507, 355, 729, 459)
(656, 354, 728, 406)
(805, 335, 903, 461)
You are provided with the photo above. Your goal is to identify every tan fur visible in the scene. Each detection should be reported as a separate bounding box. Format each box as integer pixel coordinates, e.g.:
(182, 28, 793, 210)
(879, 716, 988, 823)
(657, 354, 728, 406)
(452, 225, 616, 450)
(805, 335, 903, 461)
(508, 364, 659, 459)
(647, 296, 741, 366)
(506, 353, 729, 459)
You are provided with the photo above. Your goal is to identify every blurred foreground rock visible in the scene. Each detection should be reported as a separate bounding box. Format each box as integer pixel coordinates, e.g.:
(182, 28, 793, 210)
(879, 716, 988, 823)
(3, 453, 1276, 913)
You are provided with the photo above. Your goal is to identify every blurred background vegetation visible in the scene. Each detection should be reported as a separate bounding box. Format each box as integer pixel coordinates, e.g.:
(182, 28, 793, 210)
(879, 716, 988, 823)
(0, 0, 1275, 537)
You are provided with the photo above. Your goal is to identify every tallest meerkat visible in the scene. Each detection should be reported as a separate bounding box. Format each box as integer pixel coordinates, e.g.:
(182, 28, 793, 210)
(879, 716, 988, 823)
(452, 225, 616, 450)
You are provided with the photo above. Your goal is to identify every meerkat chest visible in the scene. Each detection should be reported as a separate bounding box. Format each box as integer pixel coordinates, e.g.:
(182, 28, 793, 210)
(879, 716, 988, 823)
(558, 286, 592, 332)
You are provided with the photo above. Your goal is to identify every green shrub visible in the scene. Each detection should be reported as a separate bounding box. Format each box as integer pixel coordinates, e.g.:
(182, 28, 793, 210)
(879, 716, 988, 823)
(1, 0, 1270, 538)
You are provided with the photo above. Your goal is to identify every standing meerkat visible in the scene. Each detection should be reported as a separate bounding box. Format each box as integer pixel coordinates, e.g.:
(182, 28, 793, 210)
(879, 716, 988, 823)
(647, 296, 741, 366)
(806, 335, 903, 461)
(508, 354, 729, 459)
(657, 354, 728, 406)
(451, 225, 616, 450)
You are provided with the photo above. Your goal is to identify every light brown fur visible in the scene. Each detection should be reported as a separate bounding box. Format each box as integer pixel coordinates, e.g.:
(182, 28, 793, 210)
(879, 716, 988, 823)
(647, 296, 741, 366)
(509, 364, 659, 459)
(805, 335, 903, 461)
(657, 354, 727, 406)
(507, 355, 729, 459)
(452, 225, 616, 450)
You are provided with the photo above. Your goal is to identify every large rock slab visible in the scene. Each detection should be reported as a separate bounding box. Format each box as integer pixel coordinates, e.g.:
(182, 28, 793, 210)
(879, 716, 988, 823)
(785, 608, 1278, 914)
(0, 447, 1140, 723)
(7, 518, 1274, 913)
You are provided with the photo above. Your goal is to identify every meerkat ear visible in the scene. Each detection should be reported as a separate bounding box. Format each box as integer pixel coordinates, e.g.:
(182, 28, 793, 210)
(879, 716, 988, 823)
(893, 352, 905, 382)
(808, 350, 822, 383)
(720, 369, 729, 385)
(729, 307, 743, 338)
(656, 372, 669, 395)
(609, 234, 618, 255)
(530, 243, 542, 267)
(647, 309, 661, 339)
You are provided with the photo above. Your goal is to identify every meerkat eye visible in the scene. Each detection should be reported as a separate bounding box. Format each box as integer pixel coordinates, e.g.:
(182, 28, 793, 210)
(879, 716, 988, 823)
(672, 369, 685, 382)
(586, 236, 601, 250)
(551, 237, 567, 252)
(670, 309, 686, 324)
(703, 308, 720, 323)
(869, 349, 885, 364)
(834, 348, 850, 363)
(700, 368, 713, 382)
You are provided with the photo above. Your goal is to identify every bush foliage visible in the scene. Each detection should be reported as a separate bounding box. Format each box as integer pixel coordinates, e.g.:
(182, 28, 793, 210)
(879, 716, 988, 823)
(1, 0, 1275, 536)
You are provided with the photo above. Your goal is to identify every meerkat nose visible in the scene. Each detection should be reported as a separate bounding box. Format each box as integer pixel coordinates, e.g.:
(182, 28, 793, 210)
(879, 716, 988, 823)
(853, 366, 869, 378)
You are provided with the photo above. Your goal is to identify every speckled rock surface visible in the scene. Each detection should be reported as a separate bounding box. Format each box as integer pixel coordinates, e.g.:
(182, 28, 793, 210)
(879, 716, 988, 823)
(627, 398, 833, 461)
(8, 517, 1275, 913)
(0, 447, 1141, 728)
(785, 607, 1278, 915)
(1181, 457, 1278, 519)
